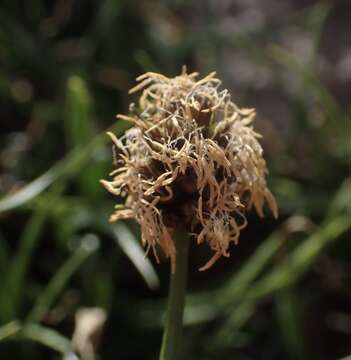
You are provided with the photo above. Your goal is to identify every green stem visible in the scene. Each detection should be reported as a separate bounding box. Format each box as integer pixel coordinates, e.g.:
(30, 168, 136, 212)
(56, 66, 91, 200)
(159, 232, 190, 360)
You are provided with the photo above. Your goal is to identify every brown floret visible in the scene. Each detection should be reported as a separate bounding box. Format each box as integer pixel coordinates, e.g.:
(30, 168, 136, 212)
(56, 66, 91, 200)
(101, 67, 277, 271)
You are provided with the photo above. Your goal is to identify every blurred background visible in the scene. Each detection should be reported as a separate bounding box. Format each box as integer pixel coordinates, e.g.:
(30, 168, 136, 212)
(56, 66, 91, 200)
(1, 0, 351, 359)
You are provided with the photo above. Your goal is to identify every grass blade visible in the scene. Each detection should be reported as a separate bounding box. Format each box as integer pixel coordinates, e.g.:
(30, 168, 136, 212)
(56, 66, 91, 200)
(214, 215, 351, 345)
(112, 222, 159, 290)
(0, 121, 130, 214)
(250, 215, 351, 298)
(218, 230, 284, 305)
(0, 320, 21, 341)
(0, 210, 47, 321)
(64, 76, 93, 149)
(0, 231, 9, 274)
(185, 220, 294, 325)
(27, 234, 100, 323)
(268, 44, 350, 134)
(21, 323, 74, 355)
(0, 185, 64, 322)
(275, 289, 307, 360)
(0, 170, 58, 213)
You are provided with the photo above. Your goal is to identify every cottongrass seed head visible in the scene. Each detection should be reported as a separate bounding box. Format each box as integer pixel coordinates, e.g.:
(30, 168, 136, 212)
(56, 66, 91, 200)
(101, 67, 278, 272)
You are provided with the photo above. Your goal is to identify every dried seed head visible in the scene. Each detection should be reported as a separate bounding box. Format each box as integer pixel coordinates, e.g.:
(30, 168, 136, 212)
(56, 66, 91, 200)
(101, 67, 278, 271)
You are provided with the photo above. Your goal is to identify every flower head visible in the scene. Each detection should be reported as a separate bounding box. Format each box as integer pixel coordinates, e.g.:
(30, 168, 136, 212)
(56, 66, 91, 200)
(101, 67, 278, 271)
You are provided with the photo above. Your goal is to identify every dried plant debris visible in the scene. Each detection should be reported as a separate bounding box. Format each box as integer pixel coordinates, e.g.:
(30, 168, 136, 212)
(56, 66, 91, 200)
(72, 308, 107, 360)
(101, 67, 277, 271)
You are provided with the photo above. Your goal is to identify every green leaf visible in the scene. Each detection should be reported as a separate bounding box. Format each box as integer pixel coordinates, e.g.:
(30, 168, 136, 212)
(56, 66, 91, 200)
(218, 230, 285, 305)
(64, 75, 93, 149)
(0, 231, 10, 274)
(0, 320, 21, 341)
(0, 321, 77, 357)
(173, 227, 287, 329)
(112, 222, 160, 290)
(64, 74, 106, 199)
(21, 323, 74, 355)
(27, 234, 99, 323)
(0, 169, 60, 213)
(250, 215, 351, 297)
(0, 210, 47, 320)
(275, 289, 307, 360)
(0, 187, 63, 321)
(214, 215, 351, 345)
(268, 44, 351, 135)
(0, 121, 130, 214)
(326, 177, 351, 220)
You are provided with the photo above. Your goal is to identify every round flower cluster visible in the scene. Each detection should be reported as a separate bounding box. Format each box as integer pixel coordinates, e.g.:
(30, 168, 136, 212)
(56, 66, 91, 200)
(101, 68, 277, 271)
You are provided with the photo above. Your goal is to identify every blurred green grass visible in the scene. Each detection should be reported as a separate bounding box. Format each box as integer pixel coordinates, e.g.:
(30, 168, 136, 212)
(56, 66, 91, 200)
(1, 1, 351, 359)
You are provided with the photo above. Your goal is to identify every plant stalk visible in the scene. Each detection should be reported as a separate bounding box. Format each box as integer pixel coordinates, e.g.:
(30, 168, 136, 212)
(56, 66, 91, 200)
(159, 232, 189, 360)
